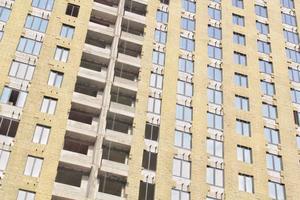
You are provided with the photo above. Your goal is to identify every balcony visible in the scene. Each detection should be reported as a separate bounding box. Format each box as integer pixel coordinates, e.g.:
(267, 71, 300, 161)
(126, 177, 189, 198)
(52, 182, 86, 200)
(109, 102, 135, 118)
(83, 43, 110, 60)
(124, 0, 147, 17)
(113, 76, 138, 92)
(105, 129, 132, 146)
(101, 159, 128, 177)
(93, 1, 118, 16)
(66, 119, 97, 142)
(97, 173, 127, 200)
(72, 92, 102, 115)
(117, 53, 141, 68)
(106, 113, 133, 135)
(88, 21, 114, 36)
(120, 30, 143, 46)
(94, 0, 119, 8)
(60, 149, 92, 171)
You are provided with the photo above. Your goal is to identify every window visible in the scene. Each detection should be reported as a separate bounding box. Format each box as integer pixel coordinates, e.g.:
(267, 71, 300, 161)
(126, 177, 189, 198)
(237, 145, 252, 164)
(284, 30, 299, 44)
(155, 29, 167, 44)
(32, 0, 54, 11)
(48, 70, 63, 88)
(145, 123, 159, 141)
(172, 158, 190, 179)
(233, 32, 245, 45)
(0, 87, 27, 108)
(148, 97, 161, 114)
(236, 119, 250, 137)
(234, 52, 247, 65)
(180, 36, 195, 52)
(264, 127, 280, 145)
(208, 25, 222, 40)
(182, 0, 196, 13)
(24, 156, 43, 177)
(208, 45, 222, 60)
(17, 190, 35, 200)
(156, 10, 168, 24)
(268, 181, 285, 200)
(207, 138, 223, 158)
(208, 7, 221, 21)
(0, 6, 11, 22)
(206, 166, 224, 187)
(235, 95, 249, 111)
(208, 66, 222, 82)
(281, 0, 294, 9)
(296, 135, 300, 149)
(152, 50, 165, 66)
(181, 17, 195, 32)
(150, 73, 163, 89)
(235, 73, 248, 88)
(286, 48, 300, 63)
(262, 103, 277, 120)
(239, 174, 254, 193)
(291, 89, 300, 104)
(289, 68, 300, 82)
(8, 60, 35, 81)
(176, 104, 192, 122)
(32, 125, 50, 144)
(208, 88, 223, 105)
(60, 24, 75, 39)
(138, 181, 155, 200)
(175, 130, 191, 149)
(40, 97, 57, 114)
(256, 21, 269, 35)
(261, 81, 275, 96)
(54, 46, 69, 62)
(257, 40, 271, 54)
(142, 150, 157, 171)
(255, 5, 268, 18)
(160, 0, 169, 4)
(66, 3, 80, 17)
(266, 153, 282, 172)
(177, 80, 193, 97)
(17, 37, 42, 56)
(179, 58, 194, 73)
(0, 149, 10, 172)
(232, 0, 243, 8)
(259, 59, 273, 74)
(171, 189, 190, 200)
(294, 110, 300, 126)
(0, 30, 3, 41)
(207, 112, 223, 130)
(24, 15, 48, 33)
(282, 13, 297, 26)
(233, 14, 245, 26)
(0, 116, 19, 137)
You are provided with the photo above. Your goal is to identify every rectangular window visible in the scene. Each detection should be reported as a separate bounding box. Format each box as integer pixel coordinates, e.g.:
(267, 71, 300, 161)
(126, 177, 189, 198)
(261, 81, 275, 96)
(206, 166, 224, 187)
(48, 71, 63, 88)
(32, 125, 50, 145)
(0, 86, 27, 108)
(233, 32, 245, 45)
(207, 112, 223, 130)
(208, 88, 223, 105)
(17, 37, 42, 56)
(0, 116, 19, 138)
(54, 46, 69, 62)
(66, 3, 80, 17)
(282, 13, 297, 26)
(171, 189, 190, 200)
(0, 149, 10, 172)
(256, 21, 269, 35)
(208, 66, 222, 82)
(264, 127, 280, 145)
(142, 150, 157, 171)
(207, 138, 223, 158)
(268, 181, 285, 200)
(234, 52, 247, 65)
(257, 40, 271, 54)
(32, 0, 54, 11)
(24, 156, 43, 177)
(147, 97, 161, 114)
(291, 89, 300, 104)
(24, 15, 48, 33)
(262, 103, 277, 120)
(208, 45, 222, 60)
(232, 0, 243, 8)
(182, 0, 196, 13)
(286, 48, 300, 63)
(8, 60, 35, 81)
(289, 67, 300, 82)
(60, 24, 75, 39)
(208, 25, 222, 40)
(17, 190, 35, 200)
(152, 50, 165, 66)
(296, 135, 300, 149)
(150, 73, 163, 89)
(0, 6, 11, 22)
(237, 145, 252, 164)
(40, 97, 57, 114)
(259, 59, 273, 74)
(236, 119, 251, 137)
(155, 29, 167, 44)
(266, 153, 282, 172)
(284, 30, 299, 44)
(172, 158, 191, 179)
(0, 30, 3, 41)
(208, 7, 221, 21)
(145, 123, 159, 141)
(180, 36, 195, 52)
(179, 57, 194, 74)
(138, 181, 155, 200)
(156, 10, 168, 24)
(235, 95, 249, 111)
(181, 17, 195, 32)
(175, 130, 192, 149)
(235, 73, 248, 88)
(177, 80, 193, 97)
(239, 174, 254, 193)
(255, 5, 268, 18)
(233, 14, 245, 26)
(281, 0, 294, 9)
(176, 104, 192, 122)
(294, 110, 300, 126)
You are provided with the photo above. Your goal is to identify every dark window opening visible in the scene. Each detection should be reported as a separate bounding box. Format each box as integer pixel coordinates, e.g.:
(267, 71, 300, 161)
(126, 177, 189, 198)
(66, 3, 80, 17)
(145, 123, 159, 141)
(142, 150, 157, 171)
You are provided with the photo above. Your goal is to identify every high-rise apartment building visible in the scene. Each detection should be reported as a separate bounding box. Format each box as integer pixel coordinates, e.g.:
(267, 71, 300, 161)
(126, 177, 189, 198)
(0, 0, 300, 199)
